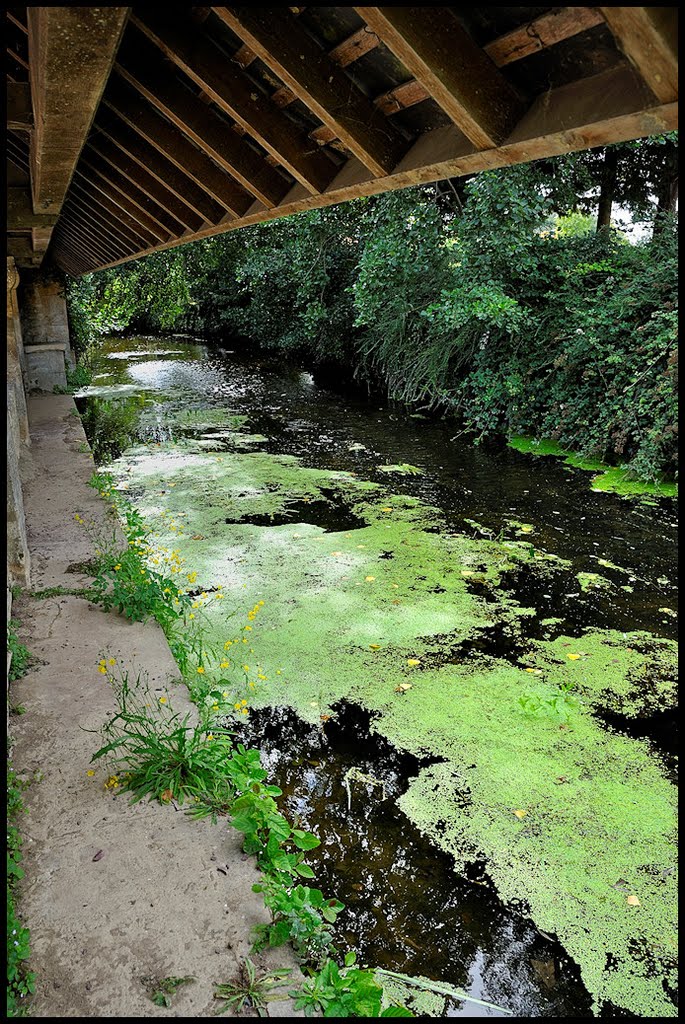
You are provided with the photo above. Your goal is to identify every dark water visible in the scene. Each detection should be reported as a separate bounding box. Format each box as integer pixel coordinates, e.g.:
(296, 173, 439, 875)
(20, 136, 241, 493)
(78, 335, 678, 1017)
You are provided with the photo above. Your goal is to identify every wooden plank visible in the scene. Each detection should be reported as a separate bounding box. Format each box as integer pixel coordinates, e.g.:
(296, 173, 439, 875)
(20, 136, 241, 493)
(7, 188, 59, 229)
(114, 30, 285, 208)
(329, 26, 380, 67)
(27, 7, 130, 214)
(214, 7, 407, 176)
(86, 134, 205, 232)
(355, 7, 525, 148)
(233, 42, 257, 68)
(54, 232, 103, 273)
(31, 226, 53, 253)
(375, 79, 429, 116)
(132, 9, 337, 194)
(59, 216, 133, 264)
(81, 65, 676, 275)
(484, 7, 605, 66)
(7, 46, 29, 72)
(103, 76, 251, 215)
(95, 116, 226, 225)
(7, 81, 33, 128)
(80, 150, 187, 236)
(75, 162, 172, 242)
(70, 178, 160, 249)
(60, 206, 135, 261)
(6, 11, 28, 35)
(599, 7, 678, 103)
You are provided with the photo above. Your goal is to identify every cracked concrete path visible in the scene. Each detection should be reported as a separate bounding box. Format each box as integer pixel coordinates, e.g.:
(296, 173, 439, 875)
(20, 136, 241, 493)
(9, 396, 301, 1017)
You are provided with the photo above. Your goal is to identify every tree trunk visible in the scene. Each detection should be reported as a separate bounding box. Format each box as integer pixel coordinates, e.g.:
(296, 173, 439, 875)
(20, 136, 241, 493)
(653, 156, 678, 238)
(596, 148, 618, 233)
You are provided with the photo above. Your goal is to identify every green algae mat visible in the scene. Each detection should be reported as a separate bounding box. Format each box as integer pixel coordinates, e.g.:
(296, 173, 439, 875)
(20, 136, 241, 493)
(112, 440, 677, 1018)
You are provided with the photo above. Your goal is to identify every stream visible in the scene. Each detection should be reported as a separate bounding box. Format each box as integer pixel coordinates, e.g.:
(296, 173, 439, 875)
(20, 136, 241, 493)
(76, 335, 678, 1018)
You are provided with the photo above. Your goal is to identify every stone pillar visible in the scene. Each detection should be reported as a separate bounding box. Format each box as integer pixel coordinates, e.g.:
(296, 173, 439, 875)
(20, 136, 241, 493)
(18, 267, 74, 392)
(6, 258, 30, 445)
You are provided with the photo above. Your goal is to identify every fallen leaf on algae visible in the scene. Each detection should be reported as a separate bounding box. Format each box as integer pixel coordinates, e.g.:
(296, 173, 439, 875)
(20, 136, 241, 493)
(567, 653, 582, 660)
(525, 668, 543, 675)
(659, 607, 677, 617)
(395, 683, 412, 692)
(381, 507, 393, 512)
(407, 658, 421, 667)
(626, 895, 641, 907)
(191, 535, 205, 541)
(369, 644, 382, 650)
(365, 575, 376, 582)
(330, 551, 343, 557)
(513, 809, 528, 819)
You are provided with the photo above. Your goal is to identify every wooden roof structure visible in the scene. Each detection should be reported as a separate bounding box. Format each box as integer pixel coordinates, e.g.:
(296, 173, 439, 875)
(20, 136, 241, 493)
(6, 6, 678, 277)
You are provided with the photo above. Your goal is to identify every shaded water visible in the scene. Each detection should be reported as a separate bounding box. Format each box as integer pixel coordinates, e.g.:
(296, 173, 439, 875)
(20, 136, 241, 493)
(78, 335, 677, 1017)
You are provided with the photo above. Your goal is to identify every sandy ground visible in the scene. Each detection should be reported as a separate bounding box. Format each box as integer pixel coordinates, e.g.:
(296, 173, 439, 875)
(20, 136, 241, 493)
(9, 396, 302, 1017)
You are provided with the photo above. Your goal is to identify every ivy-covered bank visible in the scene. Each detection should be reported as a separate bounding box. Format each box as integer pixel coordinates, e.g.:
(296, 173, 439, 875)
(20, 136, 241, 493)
(67, 143, 678, 486)
(102, 424, 677, 1018)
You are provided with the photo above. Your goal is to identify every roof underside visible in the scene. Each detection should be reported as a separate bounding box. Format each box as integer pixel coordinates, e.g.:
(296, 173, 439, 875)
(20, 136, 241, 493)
(6, 5, 678, 276)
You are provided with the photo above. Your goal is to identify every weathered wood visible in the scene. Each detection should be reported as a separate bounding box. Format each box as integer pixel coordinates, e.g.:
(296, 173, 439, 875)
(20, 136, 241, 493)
(96, 116, 226, 224)
(374, 80, 429, 116)
(7, 46, 30, 71)
(86, 135, 205, 232)
(27, 7, 130, 214)
(61, 204, 135, 260)
(59, 215, 133, 264)
(75, 163, 172, 243)
(80, 151, 187, 237)
(104, 77, 251, 215)
(7, 188, 59, 230)
(599, 7, 678, 103)
(484, 7, 605, 66)
(329, 26, 380, 67)
(86, 64, 676, 275)
(6, 11, 28, 35)
(7, 82, 33, 129)
(232, 42, 257, 68)
(132, 8, 337, 194)
(214, 7, 407, 176)
(355, 7, 525, 148)
(114, 30, 285, 208)
(31, 225, 54, 253)
(70, 178, 160, 249)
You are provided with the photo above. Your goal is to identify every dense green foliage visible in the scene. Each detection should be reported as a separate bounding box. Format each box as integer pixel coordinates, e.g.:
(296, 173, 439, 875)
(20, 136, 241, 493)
(7, 768, 35, 1016)
(67, 144, 678, 480)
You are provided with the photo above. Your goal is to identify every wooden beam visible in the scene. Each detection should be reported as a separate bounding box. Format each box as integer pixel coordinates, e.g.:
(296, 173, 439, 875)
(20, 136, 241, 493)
(375, 80, 429, 117)
(484, 7, 605, 66)
(82, 64, 676, 276)
(58, 217, 132, 265)
(27, 7, 130, 214)
(599, 7, 678, 103)
(213, 7, 407, 176)
(80, 150, 186, 237)
(132, 9, 337, 194)
(7, 82, 33, 129)
(355, 7, 525, 149)
(70, 179, 160, 250)
(6, 11, 28, 36)
(75, 163, 172, 243)
(95, 115, 226, 224)
(114, 30, 284, 208)
(329, 26, 380, 67)
(7, 188, 59, 230)
(86, 134, 205, 232)
(103, 76, 251, 216)
(7, 46, 29, 72)
(31, 226, 54, 254)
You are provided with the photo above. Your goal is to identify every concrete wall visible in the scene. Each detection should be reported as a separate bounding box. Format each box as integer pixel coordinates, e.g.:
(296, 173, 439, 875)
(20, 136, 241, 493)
(18, 267, 74, 392)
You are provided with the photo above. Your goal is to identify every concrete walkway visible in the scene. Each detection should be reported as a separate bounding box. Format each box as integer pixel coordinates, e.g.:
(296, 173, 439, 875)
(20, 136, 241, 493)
(9, 396, 300, 1017)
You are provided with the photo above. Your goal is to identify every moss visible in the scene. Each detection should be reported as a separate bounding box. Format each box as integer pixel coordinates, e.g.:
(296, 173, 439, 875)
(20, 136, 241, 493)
(577, 572, 612, 592)
(112, 443, 677, 1017)
(508, 437, 677, 499)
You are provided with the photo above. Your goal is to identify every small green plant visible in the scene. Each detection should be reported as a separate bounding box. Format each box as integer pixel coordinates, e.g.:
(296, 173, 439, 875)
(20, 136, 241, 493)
(292, 954, 413, 1017)
(66, 362, 94, 391)
(7, 624, 32, 683)
(144, 975, 195, 1008)
(518, 680, 580, 722)
(213, 959, 291, 1016)
(7, 767, 36, 1017)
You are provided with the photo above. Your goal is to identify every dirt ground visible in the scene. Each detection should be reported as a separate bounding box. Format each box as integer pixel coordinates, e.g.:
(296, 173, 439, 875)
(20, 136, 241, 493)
(9, 396, 302, 1017)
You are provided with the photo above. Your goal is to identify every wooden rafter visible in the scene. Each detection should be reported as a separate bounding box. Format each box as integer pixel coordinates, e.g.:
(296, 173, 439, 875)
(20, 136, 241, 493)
(213, 7, 408, 177)
(80, 150, 186, 236)
(86, 134, 205, 232)
(599, 7, 678, 104)
(72, 173, 161, 248)
(114, 29, 285, 209)
(483, 7, 605, 66)
(95, 115, 226, 225)
(131, 8, 338, 194)
(103, 77, 251, 216)
(75, 163, 172, 242)
(354, 7, 525, 149)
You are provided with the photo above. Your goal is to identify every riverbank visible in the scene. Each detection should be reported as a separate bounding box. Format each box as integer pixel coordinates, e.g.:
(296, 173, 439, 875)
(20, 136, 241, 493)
(7, 394, 300, 1018)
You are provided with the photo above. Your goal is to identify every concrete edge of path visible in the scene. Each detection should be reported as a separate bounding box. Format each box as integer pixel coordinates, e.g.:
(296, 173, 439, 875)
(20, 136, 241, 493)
(8, 395, 306, 1017)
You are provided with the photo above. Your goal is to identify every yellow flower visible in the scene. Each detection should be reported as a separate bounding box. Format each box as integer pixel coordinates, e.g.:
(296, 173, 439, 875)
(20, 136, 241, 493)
(108, 658, 116, 666)
(98, 666, 107, 675)
(207, 734, 215, 741)
(216, 593, 224, 600)
(222, 691, 229, 698)
(197, 666, 205, 674)
(224, 641, 233, 649)
(249, 682, 256, 689)
(567, 653, 582, 661)
(258, 600, 265, 606)
(241, 708, 248, 716)
(258, 674, 267, 681)
(244, 625, 252, 631)
(276, 670, 282, 676)
(114, 564, 121, 571)
(212, 703, 219, 711)
(189, 613, 195, 619)
(86, 769, 95, 777)
(158, 696, 167, 704)
(242, 665, 249, 672)
(407, 658, 421, 667)
(220, 661, 229, 669)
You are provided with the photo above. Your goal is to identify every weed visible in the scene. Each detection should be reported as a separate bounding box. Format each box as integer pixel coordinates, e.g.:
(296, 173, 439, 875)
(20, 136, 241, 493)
(291, 954, 412, 1018)
(7, 768, 36, 1016)
(518, 680, 580, 722)
(7, 624, 32, 683)
(213, 959, 291, 1016)
(143, 975, 195, 1008)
